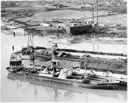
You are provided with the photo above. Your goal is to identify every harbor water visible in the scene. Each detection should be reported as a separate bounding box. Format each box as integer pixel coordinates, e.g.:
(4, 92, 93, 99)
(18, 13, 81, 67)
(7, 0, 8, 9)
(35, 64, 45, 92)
(1, 31, 127, 102)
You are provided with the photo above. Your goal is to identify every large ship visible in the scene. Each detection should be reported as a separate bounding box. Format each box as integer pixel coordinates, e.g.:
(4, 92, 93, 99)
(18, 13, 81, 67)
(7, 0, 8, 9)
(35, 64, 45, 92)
(6, 45, 127, 90)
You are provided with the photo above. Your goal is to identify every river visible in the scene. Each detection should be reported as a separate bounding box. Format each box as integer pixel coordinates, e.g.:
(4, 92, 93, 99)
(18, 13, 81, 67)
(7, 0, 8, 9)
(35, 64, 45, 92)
(1, 31, 127, 102)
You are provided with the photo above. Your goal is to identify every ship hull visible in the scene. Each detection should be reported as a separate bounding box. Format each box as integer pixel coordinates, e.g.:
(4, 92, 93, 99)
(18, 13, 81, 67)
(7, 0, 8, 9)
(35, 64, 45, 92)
(6, 67, 127, 91)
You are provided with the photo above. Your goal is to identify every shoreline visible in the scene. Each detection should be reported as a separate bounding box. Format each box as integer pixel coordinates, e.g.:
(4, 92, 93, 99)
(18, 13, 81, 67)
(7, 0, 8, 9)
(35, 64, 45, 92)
(2, 30, 126, 45)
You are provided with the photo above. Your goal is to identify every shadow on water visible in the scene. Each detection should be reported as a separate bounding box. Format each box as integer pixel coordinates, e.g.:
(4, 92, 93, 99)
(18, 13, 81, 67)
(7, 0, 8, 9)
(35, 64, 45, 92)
(7, 73, 127, 101)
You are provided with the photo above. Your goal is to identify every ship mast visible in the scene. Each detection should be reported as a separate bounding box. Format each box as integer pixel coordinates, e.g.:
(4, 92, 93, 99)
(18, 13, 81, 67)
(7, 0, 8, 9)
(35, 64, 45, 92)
(27, 28, 35, 67)
(27, 32, 34, 47)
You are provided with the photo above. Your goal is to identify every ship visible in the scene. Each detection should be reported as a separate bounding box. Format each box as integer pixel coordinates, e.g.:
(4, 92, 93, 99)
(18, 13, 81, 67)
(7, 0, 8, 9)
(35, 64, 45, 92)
(5, 0, 127, 90)
(6, 45, 127, 90)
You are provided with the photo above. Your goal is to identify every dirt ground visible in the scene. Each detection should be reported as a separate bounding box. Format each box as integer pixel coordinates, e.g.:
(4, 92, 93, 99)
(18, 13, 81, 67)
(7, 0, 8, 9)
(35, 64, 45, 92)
(15, 9, 126, 26)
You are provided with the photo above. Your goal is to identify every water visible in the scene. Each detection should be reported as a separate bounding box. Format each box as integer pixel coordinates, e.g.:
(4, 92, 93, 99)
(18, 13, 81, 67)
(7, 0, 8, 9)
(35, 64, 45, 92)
(1, 32, 127, 102)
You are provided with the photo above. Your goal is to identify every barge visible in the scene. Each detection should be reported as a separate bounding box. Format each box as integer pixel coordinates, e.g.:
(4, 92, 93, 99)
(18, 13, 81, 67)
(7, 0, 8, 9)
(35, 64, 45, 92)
(6, 46, 127, 90)
(21, 46, 127, 74)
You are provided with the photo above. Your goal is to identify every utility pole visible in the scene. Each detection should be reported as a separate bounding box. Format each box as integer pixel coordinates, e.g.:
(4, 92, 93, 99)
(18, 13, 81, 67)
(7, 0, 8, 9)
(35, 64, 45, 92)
(96, 0, 99, 24)
(27, 28, 35, 47)
(2, 0, 6, 12)
(92, 4, 94, 23)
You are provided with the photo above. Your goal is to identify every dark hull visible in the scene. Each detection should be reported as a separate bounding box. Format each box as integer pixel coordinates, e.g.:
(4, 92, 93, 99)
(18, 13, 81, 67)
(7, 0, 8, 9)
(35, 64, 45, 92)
(6, 68, 127, 91)
(70, 24, 92, 35)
